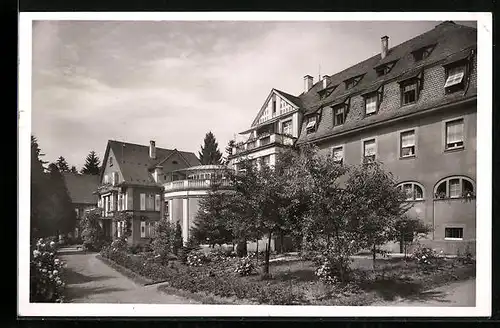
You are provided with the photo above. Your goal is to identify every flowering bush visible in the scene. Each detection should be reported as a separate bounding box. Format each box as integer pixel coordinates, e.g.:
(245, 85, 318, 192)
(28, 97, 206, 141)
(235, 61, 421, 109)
(315, 258, 341, 284)
(30, 238, 66, 302)
(234, 256, 256, 276)
(412, 246, 443, 272)
(186, 251, 208, 267)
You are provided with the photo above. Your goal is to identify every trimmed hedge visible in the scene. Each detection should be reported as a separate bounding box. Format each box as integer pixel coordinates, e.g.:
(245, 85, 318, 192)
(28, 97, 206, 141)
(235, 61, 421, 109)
(100, 246, 306, 305)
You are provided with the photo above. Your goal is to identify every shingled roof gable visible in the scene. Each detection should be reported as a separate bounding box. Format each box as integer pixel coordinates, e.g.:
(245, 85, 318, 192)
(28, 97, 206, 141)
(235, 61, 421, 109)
(250, 88, 301, 128)
(298, 21, 477, 114)
(101, 140, 200, 186)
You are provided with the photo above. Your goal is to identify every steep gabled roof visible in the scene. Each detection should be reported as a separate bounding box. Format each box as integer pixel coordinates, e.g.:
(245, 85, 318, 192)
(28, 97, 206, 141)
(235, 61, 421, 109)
(298, 21, 477, 115)
(62, 172, 99, 205)
(249, 88, 301, 130)
(101, 140, 200, 186)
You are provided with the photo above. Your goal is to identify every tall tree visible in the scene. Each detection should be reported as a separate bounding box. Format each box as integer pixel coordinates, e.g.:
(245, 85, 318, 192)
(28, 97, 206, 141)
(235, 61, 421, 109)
(31, 136, 50, 238)
(55, 156, 70, 172)
(47, 163, 77, 236)
(70, 166, 78, 174)
(198, 131, 223, 165)
(223, 139, 236, 165)
(81, 151, 101, 175)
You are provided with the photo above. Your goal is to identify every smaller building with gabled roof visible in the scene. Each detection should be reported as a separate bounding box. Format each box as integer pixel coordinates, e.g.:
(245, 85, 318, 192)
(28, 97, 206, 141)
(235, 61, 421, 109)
(96, 139, 200, 245)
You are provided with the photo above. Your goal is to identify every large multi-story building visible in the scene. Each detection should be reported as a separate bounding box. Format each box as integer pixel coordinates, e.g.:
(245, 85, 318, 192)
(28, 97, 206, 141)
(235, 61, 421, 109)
(229, 21, 477, 255)
(96, 139, 200, 245)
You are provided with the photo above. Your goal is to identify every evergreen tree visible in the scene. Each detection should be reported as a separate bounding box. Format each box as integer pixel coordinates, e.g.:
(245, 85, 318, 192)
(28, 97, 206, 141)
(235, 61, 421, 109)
(198, 131, 223, 165)
(31, 136, 50, 238)
(70, 166, 78, 174)
(55, 156, 70, 172)
(47, 163, 77, 236)
(81, 151, 101, 175)
(223, 139, 236, 165)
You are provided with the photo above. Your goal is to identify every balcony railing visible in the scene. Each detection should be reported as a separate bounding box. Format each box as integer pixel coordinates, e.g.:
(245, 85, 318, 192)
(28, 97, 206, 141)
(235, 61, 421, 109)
(233, 133, 296, 154)
(163, 179, 232, 192)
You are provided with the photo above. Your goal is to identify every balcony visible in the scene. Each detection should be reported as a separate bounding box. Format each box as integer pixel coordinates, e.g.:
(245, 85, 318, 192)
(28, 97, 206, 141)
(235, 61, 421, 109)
(233, 133, 296, 155)
(163, 179, 232, 192)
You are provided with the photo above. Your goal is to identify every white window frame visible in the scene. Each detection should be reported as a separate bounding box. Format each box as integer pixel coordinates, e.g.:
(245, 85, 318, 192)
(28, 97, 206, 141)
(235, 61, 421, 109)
(443, 117, 465, 151)
(140, 193, 146, 211)
(306, 117, 317, 133)
(331, 145, 344, 165)
(399, 128, 418, 159)
(282, 119, 293, 136)
(444, 225, 465, 241)
(434, 176, 475, 200)
(333, 105, 345, 126)
(364, 93, 378, 116)
(444, 65, 466, 89)
(361, 137, 377, 163)
(397, 181, 425, 201)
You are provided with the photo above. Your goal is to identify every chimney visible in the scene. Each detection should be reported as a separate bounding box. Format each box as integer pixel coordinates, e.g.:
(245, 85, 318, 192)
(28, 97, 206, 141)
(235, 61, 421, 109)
(149, 140, 156, 159)
(304, 75, 313, 93)
(381, 35, 389, 59)
(322, 75, 329, 89)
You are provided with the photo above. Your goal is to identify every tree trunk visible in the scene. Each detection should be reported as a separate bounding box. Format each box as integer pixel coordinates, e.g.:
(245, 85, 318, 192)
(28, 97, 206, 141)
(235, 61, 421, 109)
(256, 239, 259, 265)
(262, 232, 272, 277)
(400, 233, 404, 254)
(236, 238, 247, 257)
(372, 243, 377, 271)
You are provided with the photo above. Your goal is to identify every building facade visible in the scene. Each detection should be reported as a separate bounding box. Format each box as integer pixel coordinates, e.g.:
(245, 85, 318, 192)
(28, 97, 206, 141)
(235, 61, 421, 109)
(96, 139, 200, 245)
(229, 21, 477, 255)
(163, 165, 232, 244)
(62, 172, 100, 239)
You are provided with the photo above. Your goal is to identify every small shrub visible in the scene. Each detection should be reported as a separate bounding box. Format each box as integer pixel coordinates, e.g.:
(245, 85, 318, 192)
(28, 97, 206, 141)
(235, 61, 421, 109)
(412, 246, 444, 272)
(30, 238, 66, 303)
(234, 256, 256, 276)
(186, 251, 209, 267)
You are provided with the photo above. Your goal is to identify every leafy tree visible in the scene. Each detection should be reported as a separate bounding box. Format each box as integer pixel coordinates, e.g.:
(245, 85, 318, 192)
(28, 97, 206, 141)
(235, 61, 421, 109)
(70, 166, 78, 174)
(345, 161, 412, 269)
(81, 151, 101, 175)
(80, 208, 107, 251)
(198, 131, 223, 165)
(392, 215, 432, 259)
(55, 156, 70, 172)
(151, 218, 179, 264)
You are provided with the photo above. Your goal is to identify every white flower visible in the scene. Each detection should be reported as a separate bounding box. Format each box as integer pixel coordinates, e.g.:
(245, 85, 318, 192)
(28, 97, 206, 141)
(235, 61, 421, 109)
(54, 259, 60, 265)
(53, 270, 58, 275)
(50, 241, 56, 247)
(33, 250, 41, 257)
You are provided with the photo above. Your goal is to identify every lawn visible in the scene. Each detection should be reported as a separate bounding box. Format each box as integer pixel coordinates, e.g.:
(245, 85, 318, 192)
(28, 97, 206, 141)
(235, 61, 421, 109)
(99, 246, 475, 305)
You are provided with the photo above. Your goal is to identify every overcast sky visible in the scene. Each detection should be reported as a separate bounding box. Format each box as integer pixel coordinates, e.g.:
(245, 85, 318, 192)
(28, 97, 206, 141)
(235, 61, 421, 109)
(31, 20, 477, 169)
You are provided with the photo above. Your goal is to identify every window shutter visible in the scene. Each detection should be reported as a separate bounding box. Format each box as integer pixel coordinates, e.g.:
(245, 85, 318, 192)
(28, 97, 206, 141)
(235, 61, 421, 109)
(140, 221, 146, 238)
(140, 193, 146, 211)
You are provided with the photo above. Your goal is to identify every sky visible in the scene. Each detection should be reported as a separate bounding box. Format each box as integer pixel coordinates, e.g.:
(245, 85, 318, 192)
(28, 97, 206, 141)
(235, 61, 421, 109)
(31, 19, 477, 169)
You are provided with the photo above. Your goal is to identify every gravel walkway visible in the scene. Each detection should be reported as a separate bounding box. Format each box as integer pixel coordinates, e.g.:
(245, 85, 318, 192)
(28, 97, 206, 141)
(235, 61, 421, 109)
(58, 247, 199, 304)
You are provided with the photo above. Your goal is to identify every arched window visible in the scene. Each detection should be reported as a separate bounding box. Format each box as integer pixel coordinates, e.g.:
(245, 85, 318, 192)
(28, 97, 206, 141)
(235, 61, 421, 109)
(434, 176, 475, 199)
(397, 181, 425, 201)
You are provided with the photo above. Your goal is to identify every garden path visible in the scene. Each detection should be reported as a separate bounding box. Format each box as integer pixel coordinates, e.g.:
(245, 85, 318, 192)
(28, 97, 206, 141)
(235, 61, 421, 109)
(58, 247, 199, 304)
(372, 278, 476, 307)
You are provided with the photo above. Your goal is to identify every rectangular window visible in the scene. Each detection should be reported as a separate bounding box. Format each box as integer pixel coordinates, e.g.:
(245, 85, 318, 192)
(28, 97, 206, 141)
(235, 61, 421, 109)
(140, 221, 146, 238)
(332, 146, 344, 164)
(282, 120, 292, 135)
(449, 179, 461, 198)
(400, 130, 416, 157)
(140, 193, 146, 211)
(272, 99, 276, 115)
(444, 65, 466, 89)
(306, 117, 317, 133)
(118, 194, 123, 211)
(402, 82, 417, 105)
(365, 94, 378, 115)
(363, 139, 376, 162)
(74, 208, 79, 217)
(445, 119, 464, 149)
(333, 106, 345, 126)
(106, 196, 111, 214)
(155, 194, 161, 212)
(104, 174, 109, 184)
(445, 227, 464, 240)
(117, 221, 121, 238)
(262, 155, 271, 167)
(147, 194, 155, 210)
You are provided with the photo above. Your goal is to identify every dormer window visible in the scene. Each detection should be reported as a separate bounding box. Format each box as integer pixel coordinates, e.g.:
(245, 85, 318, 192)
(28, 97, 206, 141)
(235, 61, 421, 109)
(344, 75, 364, 90)
(306, 116, 317, 134)
(364, 93, 378, 116)
(374, 61, 397, 77)
(333, 105, 345, 126)
(444, 63, 467, 94)
(412, 44, 436, 62)
(398, 70, 423, 106)
(318, 84, 338, 100)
